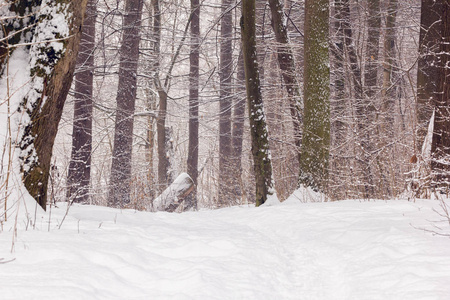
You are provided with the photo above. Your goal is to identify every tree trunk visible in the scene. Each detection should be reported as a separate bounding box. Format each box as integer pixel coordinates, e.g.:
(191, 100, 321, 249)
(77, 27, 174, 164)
(361, 0, 381, 197)
(299, 0, 330, 192)
(430, 0, 450, 190)
(364, 0, 381, 99)
(157, 88, 170, 192)
(417, 0, 443, 151)
(241, 0, 277, 206)
(230, 51, 246, 202)
(379, 0, 398, 197)
(218, 0, 234, 206)
(152, 173, 194, 212)
(144, 0, 162, 197)
(8, 0, 88, 210)
(108, 0, 143, 207)
(67, 0, 96, 204)
(268, 0, 302, 163)
(185, 0, 200, 210)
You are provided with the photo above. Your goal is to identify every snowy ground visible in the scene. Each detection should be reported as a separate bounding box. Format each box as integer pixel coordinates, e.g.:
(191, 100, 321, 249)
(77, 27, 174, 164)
(1, 199, 450, 299)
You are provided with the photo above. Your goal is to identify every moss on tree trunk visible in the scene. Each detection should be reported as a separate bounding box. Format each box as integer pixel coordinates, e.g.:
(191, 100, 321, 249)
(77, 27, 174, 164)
(299, 0, 330, 192)
(20, 0, 88, 210)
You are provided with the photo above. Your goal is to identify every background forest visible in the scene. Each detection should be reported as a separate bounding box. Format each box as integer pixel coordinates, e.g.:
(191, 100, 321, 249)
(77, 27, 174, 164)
(1, 0, 449, 214)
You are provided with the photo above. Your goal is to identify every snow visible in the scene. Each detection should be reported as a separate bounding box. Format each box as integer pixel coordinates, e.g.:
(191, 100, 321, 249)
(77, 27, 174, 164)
(286, 184, 328, 202)
(0, 47, 42, 224)
(422, 109, 434, 161)
(2, 199, 450, 299)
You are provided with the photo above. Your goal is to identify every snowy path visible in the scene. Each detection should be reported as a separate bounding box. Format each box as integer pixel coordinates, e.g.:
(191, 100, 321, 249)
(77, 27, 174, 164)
(1, 200, 450, 299)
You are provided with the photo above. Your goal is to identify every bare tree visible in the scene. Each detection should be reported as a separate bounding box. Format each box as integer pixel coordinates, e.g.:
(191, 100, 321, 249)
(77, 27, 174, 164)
(267, 0, 302, 163)
(241, 0, 276, 206)
(67, 0, 97, 204)
(185, 0, 201, 210)
(230, 50, 246, 202)
(108, 0, 144, 207)
(218, 0, 234, 206)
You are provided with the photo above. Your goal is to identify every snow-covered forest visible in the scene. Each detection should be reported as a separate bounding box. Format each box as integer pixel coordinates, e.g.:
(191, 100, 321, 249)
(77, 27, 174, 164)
(1, 0, 450, 298)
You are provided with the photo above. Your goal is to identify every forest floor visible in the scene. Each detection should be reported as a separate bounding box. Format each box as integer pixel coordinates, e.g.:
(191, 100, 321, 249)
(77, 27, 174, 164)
(1, 197, 450, 299)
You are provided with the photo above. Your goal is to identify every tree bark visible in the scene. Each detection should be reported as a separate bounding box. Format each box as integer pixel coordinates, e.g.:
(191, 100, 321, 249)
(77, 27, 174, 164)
(417, 0, 443, 151)
(157, 88, 169, 193)
(108, 0, 143, 207)
(268, 0, 302, 163)
(10, 0, 88, 210)
(378, 0, 398, 197)
(230, 51, 246, 201)
(185, 0, 200, 210)
(364, 0, 381, 99)
(241, 0, 276, 206)
(67, 0, 96, 204)
(430, 0, 450, 189)
(299, 0, 330, 192)
(218, 0, 234, 206)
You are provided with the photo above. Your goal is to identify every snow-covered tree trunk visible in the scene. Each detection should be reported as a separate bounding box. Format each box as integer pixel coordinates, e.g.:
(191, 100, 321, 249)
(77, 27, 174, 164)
(0, 0, 88, 210)
(67, 0, 96, 204)
(299, 0, 330, 192)
(152, 173, 194, 212)
(241, 0, 277, 206)
(108, 0, 144, 207)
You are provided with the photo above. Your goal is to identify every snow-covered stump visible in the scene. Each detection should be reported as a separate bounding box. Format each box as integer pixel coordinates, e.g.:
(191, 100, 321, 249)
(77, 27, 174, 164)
(152, 173, 194, 212)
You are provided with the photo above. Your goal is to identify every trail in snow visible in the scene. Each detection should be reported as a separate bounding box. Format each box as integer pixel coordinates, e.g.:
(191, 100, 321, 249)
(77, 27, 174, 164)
(1, 199, 450, 299)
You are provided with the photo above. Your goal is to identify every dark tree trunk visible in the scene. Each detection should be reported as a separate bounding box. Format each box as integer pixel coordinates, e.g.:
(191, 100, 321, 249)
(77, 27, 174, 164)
(299, 0, 330, 192)
(417, 0, 443, 151)
(67, 0, 96, 204)
(13, 0, 88, 210)
(153, 0, 169, 195)
(218, 0, 234, 206)
(430, 0, 450, 189)
(241, 0, 276, 206)
(382, 0, 399, 115)
(157, 89, 169, 192)
(378, 0, 399, 197)
(364, 0, 381, 99)
(360, 0, 381, 197)
(185, 0, 200, 210)
(268, 0, 302, 163)
(108, 0, 143, 207)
